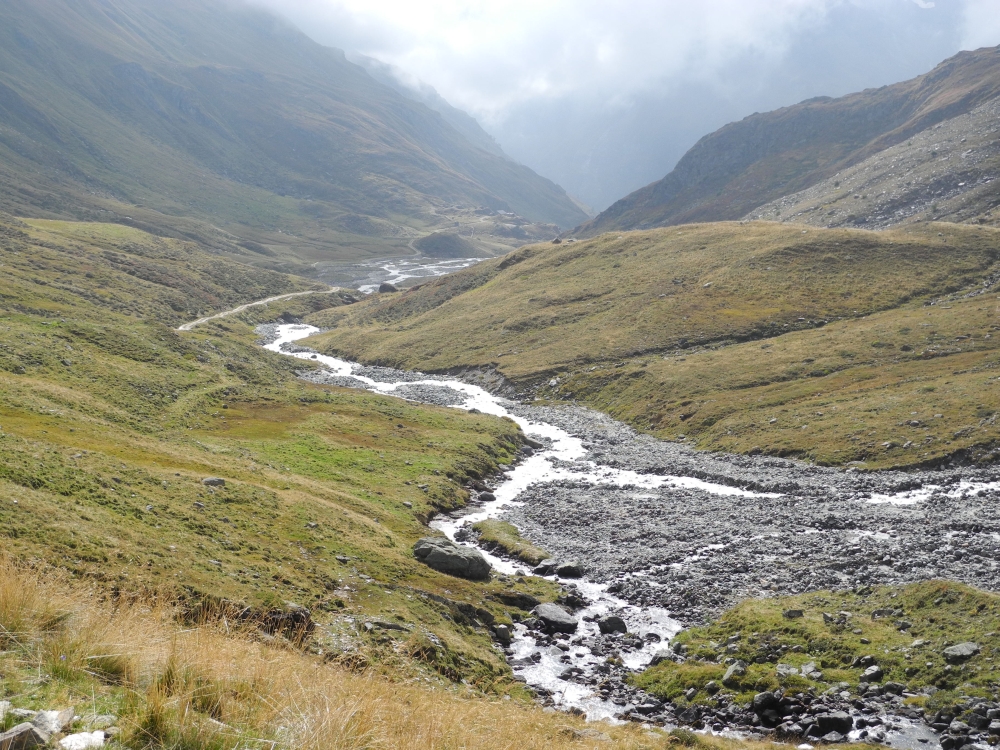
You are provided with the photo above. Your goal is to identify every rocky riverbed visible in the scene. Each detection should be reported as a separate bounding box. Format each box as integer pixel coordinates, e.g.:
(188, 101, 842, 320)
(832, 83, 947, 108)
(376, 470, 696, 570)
(259, 322, 1000, 747)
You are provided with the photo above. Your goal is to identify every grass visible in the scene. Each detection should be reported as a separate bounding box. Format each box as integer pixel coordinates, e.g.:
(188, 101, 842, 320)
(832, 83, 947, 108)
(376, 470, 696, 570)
(473, 520, 550, 566)
(633, 581, 1000, 718)
(0, 216, 566, 691)
(0, 557, 682, 749)
(306, 221, 1000, 467)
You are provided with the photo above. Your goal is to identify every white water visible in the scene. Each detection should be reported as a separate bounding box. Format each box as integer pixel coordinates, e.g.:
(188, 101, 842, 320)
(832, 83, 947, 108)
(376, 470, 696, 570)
(265, 324, 788, 719)
(355, 257, 482, 294)
(260, 323, 960, 738)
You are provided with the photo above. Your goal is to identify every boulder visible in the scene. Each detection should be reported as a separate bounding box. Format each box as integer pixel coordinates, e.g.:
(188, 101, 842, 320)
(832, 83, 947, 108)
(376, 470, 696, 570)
(647, 649, 674, 667)
(752, 691, 778, 711)
(555, 560, 584, 578)
(533, 559, 558, 575)
(862, 664, 884, 682)
(943, 642, 980, 663)
(532, 602, 578, 634)
(597, 614, 627, 635)
(33, 708, 75, 735)
(782, 609, 804, 619)
(413, 537, 491, 580)
(0, 723, 49, 750)
(378, 282, 399, 293)
(816, 711, 853, 734)
(722, 659, 748, 686)
(201, 477, 225, 487)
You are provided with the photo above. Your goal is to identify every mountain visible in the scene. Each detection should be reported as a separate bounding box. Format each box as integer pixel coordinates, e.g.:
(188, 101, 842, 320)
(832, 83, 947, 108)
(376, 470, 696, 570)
(347, 53, 509, 161)
(304, 221, 1000, 469)
(745, 95, 1000, 229)
(0, 0, 587, 269)
(574, 46, 1000, 237)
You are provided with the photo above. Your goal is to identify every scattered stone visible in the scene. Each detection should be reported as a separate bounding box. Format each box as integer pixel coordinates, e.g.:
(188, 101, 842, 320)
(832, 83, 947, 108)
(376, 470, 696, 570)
(413, 537, 491, 580)
(532, 602, 579, 634)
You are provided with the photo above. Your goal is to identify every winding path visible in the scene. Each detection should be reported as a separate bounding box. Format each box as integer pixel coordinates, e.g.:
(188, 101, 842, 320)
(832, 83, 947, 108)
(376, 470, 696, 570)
(176, 288, 342, 331)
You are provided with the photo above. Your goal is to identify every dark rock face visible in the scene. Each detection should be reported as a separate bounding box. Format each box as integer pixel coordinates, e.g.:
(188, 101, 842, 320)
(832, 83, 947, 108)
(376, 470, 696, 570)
(378, 282, 399, 293)
(413, 537, 491, 580)
(532, 602, 579, 634)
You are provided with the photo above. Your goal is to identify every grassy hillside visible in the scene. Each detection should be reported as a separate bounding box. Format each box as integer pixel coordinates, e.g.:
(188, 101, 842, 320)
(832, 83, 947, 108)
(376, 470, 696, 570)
(0, 216, 570, 696)
(0, 0, 585, 269)
(306, 221, 1000, 468)
(745, 96, 1000, 231)
(0, 559, 699, 750)
(575, 46, 1000, 237)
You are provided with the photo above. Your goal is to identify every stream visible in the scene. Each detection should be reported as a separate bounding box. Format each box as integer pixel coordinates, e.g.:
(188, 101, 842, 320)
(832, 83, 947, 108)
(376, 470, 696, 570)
(256, 323, 1000, 748)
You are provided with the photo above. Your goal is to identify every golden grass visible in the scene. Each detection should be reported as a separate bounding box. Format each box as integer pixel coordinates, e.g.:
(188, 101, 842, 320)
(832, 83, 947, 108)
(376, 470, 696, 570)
(0, 558, 676, 749)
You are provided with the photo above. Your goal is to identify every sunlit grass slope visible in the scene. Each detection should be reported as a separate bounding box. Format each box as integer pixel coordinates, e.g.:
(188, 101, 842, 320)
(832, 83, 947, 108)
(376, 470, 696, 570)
(0, 216, 561, 692)
(307, 221, 1000, 468)
(0, 558, 702, 750)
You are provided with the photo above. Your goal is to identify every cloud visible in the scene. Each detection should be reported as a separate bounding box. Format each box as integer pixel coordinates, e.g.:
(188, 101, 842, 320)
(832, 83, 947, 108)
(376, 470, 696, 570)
(253, 0, 843, 120)
(961, 0, 1000, 50)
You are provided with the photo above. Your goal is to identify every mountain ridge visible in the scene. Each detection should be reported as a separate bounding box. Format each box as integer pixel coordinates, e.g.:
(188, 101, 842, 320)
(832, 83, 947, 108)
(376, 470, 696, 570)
(0, 0, 586, 268)
(574, 45, 1000, 237)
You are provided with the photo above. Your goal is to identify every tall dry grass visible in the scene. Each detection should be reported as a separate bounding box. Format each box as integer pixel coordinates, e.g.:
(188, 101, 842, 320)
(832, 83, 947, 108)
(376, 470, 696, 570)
(0, 559, 675, 749)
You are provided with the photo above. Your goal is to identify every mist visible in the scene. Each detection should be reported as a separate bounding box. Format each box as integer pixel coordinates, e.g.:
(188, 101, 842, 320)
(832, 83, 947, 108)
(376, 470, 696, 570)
(254, 0, 1000, 211)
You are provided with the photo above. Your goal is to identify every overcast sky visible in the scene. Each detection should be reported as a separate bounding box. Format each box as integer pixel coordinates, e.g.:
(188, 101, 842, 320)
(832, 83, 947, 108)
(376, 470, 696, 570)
(256, 0, 1000, 211)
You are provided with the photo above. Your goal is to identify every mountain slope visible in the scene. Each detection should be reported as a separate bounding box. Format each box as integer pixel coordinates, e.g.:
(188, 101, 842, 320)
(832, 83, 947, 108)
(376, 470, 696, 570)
(0, 214, 559, 691)
(744, 95, 1000, 229)
(575, 46, 1000, 237)
(349, 53, 509, 162)
(305, 222, 1000, 468)
(0, 0, 586, 266)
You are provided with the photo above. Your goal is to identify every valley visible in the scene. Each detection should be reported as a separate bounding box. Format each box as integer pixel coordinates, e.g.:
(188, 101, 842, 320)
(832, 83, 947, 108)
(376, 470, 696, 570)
(4, 2, 1000, 747)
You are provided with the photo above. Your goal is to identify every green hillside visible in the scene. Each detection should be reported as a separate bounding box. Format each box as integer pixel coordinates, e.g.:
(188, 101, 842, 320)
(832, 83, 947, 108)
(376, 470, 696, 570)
(576, 46, 1000, 237)
(0, 215, 560, 690)
(0, 0, 586, 270)
(306, 221, 1000, 468)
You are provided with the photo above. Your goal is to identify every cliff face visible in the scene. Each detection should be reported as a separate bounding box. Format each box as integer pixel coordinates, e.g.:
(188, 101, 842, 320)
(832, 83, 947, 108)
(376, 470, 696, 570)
(575, 46, 1000, 237)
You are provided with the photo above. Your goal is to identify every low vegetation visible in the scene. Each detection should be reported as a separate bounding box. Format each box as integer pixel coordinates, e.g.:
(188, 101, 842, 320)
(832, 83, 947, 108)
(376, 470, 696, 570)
(307, 221, 1000, 467)
(0, 217, 561, 694)
(0, 557, 684, 749)
(635, 581, 1000, 711)
(473, 520, 550, 566)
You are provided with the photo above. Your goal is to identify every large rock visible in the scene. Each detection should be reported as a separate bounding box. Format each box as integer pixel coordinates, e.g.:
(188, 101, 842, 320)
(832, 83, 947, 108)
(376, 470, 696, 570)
(378, 282, 399, 293)
(555, 560, 584, 578)
(816, 711, 854, 734)
(0, 723, 49, 750)
(532, 602, 579, 634)
(201, 477, 226, 487)
(722, 659, 748, 686)
(413, 537, 491, 580)
(597, 614, 627, 635)
(32, 708, 74, 736)
(943, 642, 980, 663)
